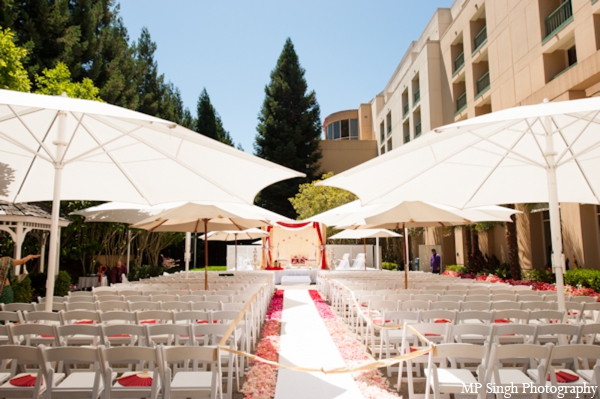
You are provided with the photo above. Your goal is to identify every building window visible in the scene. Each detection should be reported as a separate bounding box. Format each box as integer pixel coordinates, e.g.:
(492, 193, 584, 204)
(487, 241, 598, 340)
(386, 112, 392, 135)
(341, 119, 349, 139)
(333, 121, 340, 140)
(403, 122, 410, 144)
(380, 145, 386, 155)
(567, 45, 577, 67)
(326, 124, 333, 140)
(350, 119, 358, 139)
(387, 138, 393, 152)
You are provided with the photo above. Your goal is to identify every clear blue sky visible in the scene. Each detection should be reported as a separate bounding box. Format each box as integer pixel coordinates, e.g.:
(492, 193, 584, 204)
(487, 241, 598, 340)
(118, 1, 448, 153)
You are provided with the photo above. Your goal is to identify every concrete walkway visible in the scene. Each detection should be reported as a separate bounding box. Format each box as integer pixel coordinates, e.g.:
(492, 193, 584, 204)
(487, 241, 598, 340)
(274, 289, 363, 399)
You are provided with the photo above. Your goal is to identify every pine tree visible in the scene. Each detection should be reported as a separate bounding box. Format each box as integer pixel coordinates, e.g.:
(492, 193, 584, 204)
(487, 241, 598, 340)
(195, 88, 234, 146)
(254, 38, 322, 218)
(135, 27, 161, 117)
(195, 88, 218, 140)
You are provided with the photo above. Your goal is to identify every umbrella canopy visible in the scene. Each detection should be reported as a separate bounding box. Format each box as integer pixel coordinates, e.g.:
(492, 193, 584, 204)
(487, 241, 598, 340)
(70, 202, 168, 224)
(0, 90, 303, 311)
(329, 229, 401, 239)
(334, 201, 519, 229)
(132, 202, 290, 287)
(132, 202, 291, 232)
(198, 228, 270, 242)
(320, 97, 600, 310)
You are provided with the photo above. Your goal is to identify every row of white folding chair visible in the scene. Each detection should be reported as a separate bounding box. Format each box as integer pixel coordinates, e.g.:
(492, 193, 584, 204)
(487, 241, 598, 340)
(0, 344, 226, 399)
(420, 342, 600, 399)
(361, 307, 569, 349)
(387, 322, 600, 395)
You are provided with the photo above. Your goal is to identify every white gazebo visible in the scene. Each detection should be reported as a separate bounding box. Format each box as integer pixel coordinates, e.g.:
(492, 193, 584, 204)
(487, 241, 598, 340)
(0, 201, 70, 274)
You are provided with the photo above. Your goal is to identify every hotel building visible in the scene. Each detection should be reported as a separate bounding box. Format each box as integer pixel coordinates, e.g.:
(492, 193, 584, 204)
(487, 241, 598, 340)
(322, 0, 600, 270)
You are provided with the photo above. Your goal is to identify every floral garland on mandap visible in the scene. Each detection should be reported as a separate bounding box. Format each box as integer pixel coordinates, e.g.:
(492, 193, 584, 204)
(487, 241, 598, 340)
(240, 290, 283, 399)
(308, 290, 400, 399)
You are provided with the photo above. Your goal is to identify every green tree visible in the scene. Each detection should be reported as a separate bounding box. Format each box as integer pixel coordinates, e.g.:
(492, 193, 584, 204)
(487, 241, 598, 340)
(0, 28, 30, 91)
(0, 0, 139, 108)
(195, 88, 234, 146)
(289, 172, 356, 236)
(254, 38, 322, 218)
(35, 62, 102, 100)
(135, 27, 161, 117)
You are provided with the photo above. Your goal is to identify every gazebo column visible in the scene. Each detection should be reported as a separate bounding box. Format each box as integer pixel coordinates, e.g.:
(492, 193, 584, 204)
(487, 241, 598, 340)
(39, 231, 49, 273)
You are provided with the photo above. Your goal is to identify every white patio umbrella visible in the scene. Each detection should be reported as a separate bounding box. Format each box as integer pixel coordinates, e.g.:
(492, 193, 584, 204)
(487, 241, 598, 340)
(132, 201, 287, 288)
(329, 228, 402, 271)
(72, 201, 196, 275)
(334, 201, 519, 287)
(0, 90, 303, 311)
(320, 97, 600, 310)
(199, 228, 270, 270)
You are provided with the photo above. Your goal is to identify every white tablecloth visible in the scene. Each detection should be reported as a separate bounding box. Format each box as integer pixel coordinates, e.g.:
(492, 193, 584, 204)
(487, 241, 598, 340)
(78, 276, 107, 289)
(273, 269, 319, 285)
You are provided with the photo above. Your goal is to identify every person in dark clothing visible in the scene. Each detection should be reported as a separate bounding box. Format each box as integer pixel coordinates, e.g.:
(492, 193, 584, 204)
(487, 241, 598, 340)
(117, 261, 127, 282)
(108, 265, 120, 285)
(430, 249, 441, 274)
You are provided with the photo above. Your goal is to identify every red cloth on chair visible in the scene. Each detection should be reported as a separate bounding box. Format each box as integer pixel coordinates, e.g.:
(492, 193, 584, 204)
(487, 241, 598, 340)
(494, 318, 511, 323)
(424, 333, 440, 337)
(140, 320, 157, 325)
(547, 371, 580, 383)
(108, 334, 131, 338)
(10, 374, 41, 386)
(117, 372, 153, 386)
(74, 320, 94, 325)
(435, 319, 451, 323)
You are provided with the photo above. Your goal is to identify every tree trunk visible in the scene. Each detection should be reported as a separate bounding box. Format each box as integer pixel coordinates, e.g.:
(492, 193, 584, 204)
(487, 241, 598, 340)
(505, 204, 521, 280)
(465, 225, 473, 269)
(472, 227, 480, 255)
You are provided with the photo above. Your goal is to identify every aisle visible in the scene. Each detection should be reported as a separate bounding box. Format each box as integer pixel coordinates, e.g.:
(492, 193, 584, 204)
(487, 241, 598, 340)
(274, 289, 363, 399)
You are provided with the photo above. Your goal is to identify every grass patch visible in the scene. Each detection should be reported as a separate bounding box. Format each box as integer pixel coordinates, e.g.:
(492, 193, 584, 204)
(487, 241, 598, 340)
(189, 266, 228, 272)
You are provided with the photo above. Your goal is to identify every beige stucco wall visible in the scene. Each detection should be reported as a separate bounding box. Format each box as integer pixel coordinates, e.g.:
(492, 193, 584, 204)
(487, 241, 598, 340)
(318, 140, 378, 176)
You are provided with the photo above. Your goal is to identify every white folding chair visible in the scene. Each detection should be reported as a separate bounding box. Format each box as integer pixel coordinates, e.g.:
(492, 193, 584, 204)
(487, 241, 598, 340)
(99, 310, 137, 325)
(0, 345, 60, 398)
(40, 345, 104, 399)
(533, 323, 580, 345)
(99, 346, 161, 399)
(485, 343, 551, 398)
(145, 324, 193, 347)
(8, 323, 59, 346)
(55, 324, 103, 347)
(424, 343, 488, 399)
(101, 324, 147, 347)
(159, 345, 222, 399)
(1, 303, 35, 312)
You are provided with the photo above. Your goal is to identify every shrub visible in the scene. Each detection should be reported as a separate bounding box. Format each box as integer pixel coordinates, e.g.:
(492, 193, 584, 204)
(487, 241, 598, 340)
(129, 264, 164, 281)
(445, 265, 468, 273)
(522, 269, 555, 284)
(54, 271, 72, 296)
(382, 262, 397, 271)
(11, 275, 33, 303)
(564, 269, 600, 293)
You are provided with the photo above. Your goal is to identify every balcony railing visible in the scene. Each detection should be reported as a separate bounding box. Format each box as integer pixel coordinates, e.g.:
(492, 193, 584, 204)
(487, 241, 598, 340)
(455, 92, 467, 115)
(453, 51, 465, 76)
(404, 134, 410, 143)
(403, 103, 409, 118)
(473, 26, 488, 54)
(475, 71, 491, 98)
(413, 88, 420, 107)
(544, 0, 573, 41)
(415, 122, 422, 138)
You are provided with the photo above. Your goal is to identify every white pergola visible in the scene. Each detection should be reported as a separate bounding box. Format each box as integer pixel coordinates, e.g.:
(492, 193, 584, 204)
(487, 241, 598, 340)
(0, 202, 70, 274)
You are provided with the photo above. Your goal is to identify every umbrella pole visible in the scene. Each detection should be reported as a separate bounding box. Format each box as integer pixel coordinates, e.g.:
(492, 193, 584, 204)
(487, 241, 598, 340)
(235, 235, 238, 271)
(184, 232, 191, 279)
(544, 112, 566, 311)
(45, 110, 67, 312)
(375, 237, 380, 270)
(204, 219, 209, 291)
(363, 238, 367, 271)
(126, 229, 131, 275)
(404, 223, 409, 290)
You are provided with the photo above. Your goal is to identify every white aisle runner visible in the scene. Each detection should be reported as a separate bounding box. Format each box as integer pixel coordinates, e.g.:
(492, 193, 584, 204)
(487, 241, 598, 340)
(274, 289, 363, 399)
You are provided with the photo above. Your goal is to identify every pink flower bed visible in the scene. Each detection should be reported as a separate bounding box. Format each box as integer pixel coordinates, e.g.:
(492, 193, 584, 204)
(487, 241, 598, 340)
(309, 290, 400, 399)
(240, 290, 284, 399)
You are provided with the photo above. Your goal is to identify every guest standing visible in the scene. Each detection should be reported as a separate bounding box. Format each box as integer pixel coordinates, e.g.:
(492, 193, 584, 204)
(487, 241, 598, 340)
(0, 254, 40, 304)
(430, 249, 441, 274)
